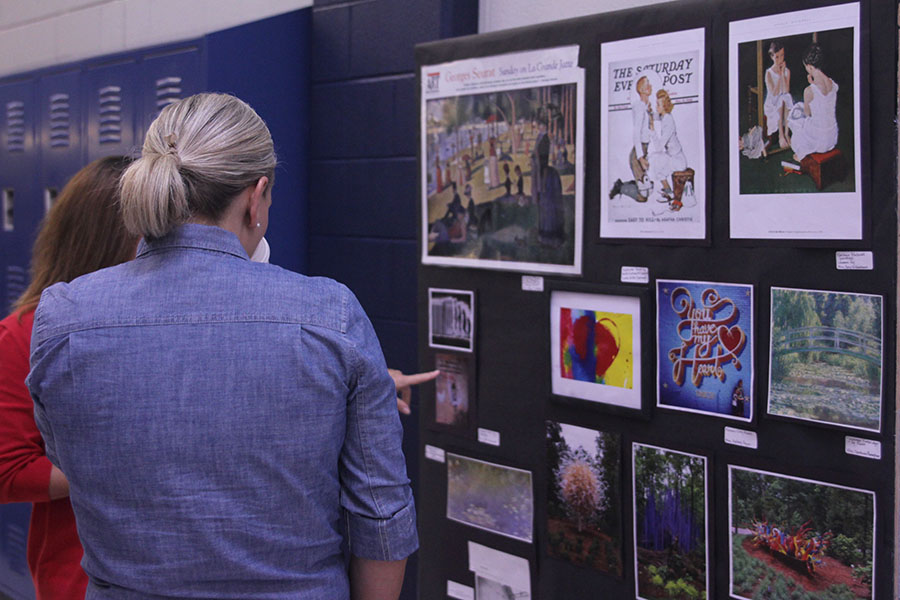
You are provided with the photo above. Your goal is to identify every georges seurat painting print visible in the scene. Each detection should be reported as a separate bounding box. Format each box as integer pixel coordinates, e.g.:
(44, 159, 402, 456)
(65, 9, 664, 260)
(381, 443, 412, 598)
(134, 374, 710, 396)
(421, 47, 584, 274)
(729, 3, 862, 239)
(729, 466, 875, 600)
(768, 287, 882, 433)
(633, 443, 708, 600)
(546, 421, 623, 576)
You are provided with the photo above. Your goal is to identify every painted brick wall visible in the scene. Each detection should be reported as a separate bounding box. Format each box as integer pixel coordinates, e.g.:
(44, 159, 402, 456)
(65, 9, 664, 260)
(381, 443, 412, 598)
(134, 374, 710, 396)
(308, 1, 477, 597)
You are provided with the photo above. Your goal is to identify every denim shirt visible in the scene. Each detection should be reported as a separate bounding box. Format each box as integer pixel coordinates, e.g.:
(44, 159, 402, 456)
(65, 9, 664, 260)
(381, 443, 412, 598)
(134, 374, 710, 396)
(27, 224, 417, 599)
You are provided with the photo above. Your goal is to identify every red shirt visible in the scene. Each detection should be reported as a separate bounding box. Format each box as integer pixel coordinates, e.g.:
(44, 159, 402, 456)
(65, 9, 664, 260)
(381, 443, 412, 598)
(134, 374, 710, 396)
(0, 310, 87, 600)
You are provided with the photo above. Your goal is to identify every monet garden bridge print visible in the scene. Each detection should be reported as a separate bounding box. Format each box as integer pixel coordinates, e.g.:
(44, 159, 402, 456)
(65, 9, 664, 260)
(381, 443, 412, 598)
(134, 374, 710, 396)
(772, 326, 881, 365)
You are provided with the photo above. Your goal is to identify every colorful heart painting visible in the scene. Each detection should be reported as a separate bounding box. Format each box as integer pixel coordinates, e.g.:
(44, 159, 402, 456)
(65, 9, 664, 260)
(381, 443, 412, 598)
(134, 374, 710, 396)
(551, 290, 642, 410)
(561, 309, 632, 389)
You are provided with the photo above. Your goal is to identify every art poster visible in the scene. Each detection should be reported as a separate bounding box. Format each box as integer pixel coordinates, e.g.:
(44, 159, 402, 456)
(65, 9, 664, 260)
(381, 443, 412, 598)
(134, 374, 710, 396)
(633, 443, 708, 600)
(729, 466, 875, 600)
(729, 3, 862, 239)
(433, 352, 474, 432)
(657, 280, 753, 421)
(550, 290, 642, 410)
(429, 288, 475, 352)
(468, 542, 532, 600)
(768, 287, 882, 433)
(446, 453, 534, 543)
(546, 421, 623, 576)
(421, 46, 584, 274)
(600, 28, 706, 239)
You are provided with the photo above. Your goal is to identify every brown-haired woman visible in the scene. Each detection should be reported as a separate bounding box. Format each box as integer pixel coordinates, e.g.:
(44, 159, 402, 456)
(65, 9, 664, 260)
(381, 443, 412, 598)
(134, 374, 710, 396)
(0, 155, 136, 600)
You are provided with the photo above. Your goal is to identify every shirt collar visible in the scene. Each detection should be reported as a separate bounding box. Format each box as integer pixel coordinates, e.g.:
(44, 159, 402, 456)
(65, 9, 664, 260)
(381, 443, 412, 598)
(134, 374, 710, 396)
(136, 224, 250, 261)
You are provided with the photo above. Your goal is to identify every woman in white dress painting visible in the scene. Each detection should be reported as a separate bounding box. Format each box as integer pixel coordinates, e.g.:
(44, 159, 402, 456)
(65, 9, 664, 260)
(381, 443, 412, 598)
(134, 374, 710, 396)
(787, 42, 839, 162)
(647, 89, 687, 209)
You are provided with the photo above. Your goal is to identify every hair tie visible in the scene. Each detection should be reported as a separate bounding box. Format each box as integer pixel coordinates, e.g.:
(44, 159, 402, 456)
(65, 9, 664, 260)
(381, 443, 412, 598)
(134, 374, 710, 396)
(165, 133, 177, 148)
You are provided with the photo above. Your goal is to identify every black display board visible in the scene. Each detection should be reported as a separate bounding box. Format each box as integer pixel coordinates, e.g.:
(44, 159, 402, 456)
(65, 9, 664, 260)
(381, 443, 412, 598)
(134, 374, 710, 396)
(415, 0, 896, 597)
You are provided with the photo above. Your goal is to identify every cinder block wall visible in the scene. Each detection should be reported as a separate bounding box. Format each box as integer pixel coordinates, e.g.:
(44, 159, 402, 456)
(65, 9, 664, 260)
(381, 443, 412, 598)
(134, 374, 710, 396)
(0, 0, 310, 79)
(307, 1, 477, 597)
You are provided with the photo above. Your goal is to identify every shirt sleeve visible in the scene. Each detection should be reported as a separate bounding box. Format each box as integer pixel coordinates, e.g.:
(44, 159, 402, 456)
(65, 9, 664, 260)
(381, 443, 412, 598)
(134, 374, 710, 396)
(0, 314, 53, 503)
(338, 289, 418, 561)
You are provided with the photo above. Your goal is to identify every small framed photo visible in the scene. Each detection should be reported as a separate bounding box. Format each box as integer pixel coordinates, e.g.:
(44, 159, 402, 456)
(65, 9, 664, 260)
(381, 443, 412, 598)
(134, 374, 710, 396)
(549, 285, 648, 414)
(546, 420, 623, 577)
(633, 443, 709, 600)
(429, 288, 475, 352)
(768, 286, 883, 433)
(431, 351, 476, 434)
(729, 465, 875, 600)
(446, 453, 534, 543)
(657, 279, 754, 422)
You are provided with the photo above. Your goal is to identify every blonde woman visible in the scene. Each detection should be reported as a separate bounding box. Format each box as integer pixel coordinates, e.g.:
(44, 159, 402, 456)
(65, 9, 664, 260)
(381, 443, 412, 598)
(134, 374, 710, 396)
(647, 88, 687, 206)
(27, 93, 417, 600)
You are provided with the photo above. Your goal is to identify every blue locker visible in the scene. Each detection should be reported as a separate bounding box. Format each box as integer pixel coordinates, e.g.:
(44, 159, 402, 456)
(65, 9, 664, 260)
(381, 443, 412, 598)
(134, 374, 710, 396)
(83, 58, 139, 161)
(0, 78, 38, 319)
(0, 75, 38, 600)
(0, 503, 32, 600)
(207, 9, 309, 275)
(38, 69, 84, 219)
(138, 44, 206, 140)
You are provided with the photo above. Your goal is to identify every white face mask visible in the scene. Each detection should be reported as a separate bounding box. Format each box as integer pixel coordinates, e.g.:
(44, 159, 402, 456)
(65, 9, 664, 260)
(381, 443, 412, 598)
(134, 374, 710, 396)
(250, 236, 270, 263)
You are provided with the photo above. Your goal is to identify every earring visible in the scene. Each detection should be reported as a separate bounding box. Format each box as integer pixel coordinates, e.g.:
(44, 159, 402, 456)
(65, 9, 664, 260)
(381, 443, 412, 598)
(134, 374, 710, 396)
(256, 222, 261, 228)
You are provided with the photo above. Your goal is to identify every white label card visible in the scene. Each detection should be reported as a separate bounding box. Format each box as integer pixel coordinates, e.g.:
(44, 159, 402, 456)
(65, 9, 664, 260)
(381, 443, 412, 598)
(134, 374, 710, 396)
(845, 436, 881, 460)
(477, 428, 501, 446)
(447, 580, 474, 600)
(835, 251, 873, 270)
(425, 445, 446, 463)
(620, 266, 650, 284)
(724, 427, 758, 449)
(521, 275, 544, 292)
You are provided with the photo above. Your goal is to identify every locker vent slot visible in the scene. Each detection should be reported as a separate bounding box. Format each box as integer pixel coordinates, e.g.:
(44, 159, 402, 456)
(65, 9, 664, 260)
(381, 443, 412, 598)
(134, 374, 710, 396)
(155, 76, 183, 117)
(5, 265, 26, 308)
(5, 101, 25, 152)
(2, 189, 13, 231)
(49, 93, 71, 148)
(98, 85, 123, 144)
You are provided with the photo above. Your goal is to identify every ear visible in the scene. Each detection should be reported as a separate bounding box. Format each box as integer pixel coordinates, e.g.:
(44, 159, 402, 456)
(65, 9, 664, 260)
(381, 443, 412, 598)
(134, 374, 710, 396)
(246, 176, 269, 228)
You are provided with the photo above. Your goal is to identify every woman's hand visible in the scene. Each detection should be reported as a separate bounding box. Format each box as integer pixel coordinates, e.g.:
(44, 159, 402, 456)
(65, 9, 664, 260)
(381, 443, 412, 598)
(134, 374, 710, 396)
(388, 369, 440, 415)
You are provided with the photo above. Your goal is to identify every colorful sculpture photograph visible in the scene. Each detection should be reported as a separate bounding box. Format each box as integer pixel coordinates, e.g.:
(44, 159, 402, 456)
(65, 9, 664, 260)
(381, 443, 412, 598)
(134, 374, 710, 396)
(633, 444, 708, 600)
(729, 466, 875, 600)
(748, 520, 832, 575)
(546, 421, 623, 576)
